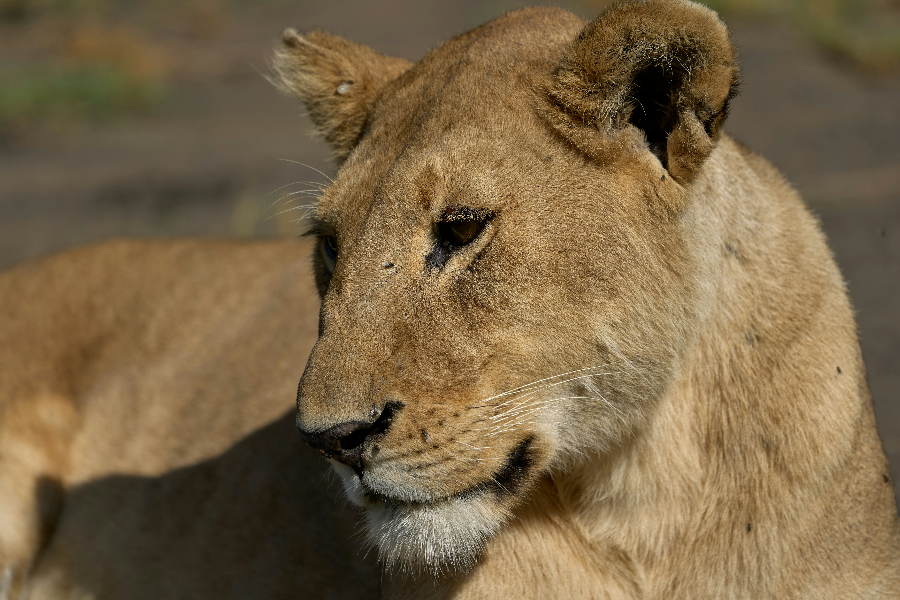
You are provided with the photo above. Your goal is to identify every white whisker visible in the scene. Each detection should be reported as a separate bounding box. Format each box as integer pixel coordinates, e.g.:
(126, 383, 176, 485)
(490, 373, 615, 417)
(488, 365, 617, 410)
(452, 440, 495, 451)
(266, 189, 324, 211)
(278, 158, 334, 183)
(267, 180, 328, 196)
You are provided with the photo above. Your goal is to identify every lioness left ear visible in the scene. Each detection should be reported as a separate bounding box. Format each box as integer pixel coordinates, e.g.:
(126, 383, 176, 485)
(272, 29, 412, 161)
(548, 0, 740, 182)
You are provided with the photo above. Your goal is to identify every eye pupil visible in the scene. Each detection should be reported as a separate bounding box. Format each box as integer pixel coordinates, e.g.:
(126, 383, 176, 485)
(437, 205, 492, 248)
(448, 220, 479, 245)
(427, 206, 493, 270)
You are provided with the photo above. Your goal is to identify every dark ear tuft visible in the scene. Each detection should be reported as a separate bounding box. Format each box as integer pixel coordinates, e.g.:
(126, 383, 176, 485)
(549, 0, 740, 181)
(271, 30, 412, 161)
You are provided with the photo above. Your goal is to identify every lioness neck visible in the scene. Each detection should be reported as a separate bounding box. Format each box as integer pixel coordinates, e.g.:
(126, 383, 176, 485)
(561, 137, 900, 598)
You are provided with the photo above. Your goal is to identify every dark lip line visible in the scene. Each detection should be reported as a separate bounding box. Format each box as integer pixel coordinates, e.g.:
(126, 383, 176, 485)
(360, 435, 536, 507)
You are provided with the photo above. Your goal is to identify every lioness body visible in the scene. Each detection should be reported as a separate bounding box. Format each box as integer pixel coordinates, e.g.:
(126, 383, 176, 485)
(1, 2, 899, 599)
(0, 241, 378, 599)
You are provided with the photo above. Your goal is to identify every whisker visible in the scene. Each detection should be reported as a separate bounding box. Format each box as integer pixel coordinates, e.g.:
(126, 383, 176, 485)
(484, 423, 540, 437)
(444, 452, 506, 464)
(452, 440, 495, 451)
(267, 180, 328, 196)
(592, 390, 627, 419)
(487, 475, 512, 496)
(601, 340, 653, 387)
(264, 205, 319, 225)
(278, 158, 334, 183)
(488, 365, 617, 409)
(269, 204, 319, 218)
(490, 407, 553, 428)
(486, 396, 593, 425)
(491, 373, 615, 416)
(266, 189, 324, 211)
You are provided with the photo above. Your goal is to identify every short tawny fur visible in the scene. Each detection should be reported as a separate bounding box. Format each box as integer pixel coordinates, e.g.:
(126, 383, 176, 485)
(1, 1, 898, 599)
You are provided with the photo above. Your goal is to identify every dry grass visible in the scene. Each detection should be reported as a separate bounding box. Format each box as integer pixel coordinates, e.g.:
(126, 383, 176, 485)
(0, 64, 166, 126)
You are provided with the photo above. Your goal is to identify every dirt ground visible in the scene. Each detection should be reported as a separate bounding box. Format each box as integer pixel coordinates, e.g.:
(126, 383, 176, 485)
(1, 0, 898, 502)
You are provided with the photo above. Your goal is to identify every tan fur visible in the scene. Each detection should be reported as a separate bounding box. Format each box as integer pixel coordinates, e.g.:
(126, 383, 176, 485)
(285, 0, 900, 596)
(2, 1, 899, 598)
(0, 241, 377, 599)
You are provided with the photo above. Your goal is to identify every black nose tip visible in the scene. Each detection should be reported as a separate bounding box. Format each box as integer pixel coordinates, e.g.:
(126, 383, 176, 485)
(297, 401, 402, 476)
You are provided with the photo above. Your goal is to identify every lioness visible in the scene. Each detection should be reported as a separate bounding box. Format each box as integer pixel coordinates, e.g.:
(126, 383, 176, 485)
(1, 1, 899, 598)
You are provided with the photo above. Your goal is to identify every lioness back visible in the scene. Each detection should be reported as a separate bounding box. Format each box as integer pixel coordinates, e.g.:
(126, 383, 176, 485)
(1, 1, 899, 599)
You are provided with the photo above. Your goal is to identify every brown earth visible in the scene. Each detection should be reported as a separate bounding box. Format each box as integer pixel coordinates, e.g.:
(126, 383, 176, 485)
(0, 0, 897, 503)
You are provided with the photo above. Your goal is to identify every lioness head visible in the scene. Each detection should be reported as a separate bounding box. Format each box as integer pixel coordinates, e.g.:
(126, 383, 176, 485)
(273, 0, 738, 573)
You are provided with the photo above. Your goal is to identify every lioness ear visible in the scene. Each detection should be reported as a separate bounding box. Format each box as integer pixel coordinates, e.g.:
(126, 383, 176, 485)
(272, 29, 412, 160)
(549, 0, 740, 182)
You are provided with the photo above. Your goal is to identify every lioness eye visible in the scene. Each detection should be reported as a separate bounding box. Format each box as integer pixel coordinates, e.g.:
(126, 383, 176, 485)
(439, 219, 479, 246)
(319, 235, 338, 273)
(436, 205, 492, 248)
(427, 205, 493, 270)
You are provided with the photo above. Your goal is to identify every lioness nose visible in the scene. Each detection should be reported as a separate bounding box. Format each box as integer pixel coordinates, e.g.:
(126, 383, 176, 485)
(297, 402, 402, 476)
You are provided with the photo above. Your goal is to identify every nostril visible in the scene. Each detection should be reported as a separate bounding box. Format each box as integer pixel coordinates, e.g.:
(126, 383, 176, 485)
(367, 400, 402, 438)
(296, 401, 405, 474)
(339, 424, 372, 451)
(335, 401, 403, 451)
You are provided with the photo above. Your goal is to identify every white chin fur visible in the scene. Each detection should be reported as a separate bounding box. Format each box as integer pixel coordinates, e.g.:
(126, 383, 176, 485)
(331, 462, 511, 574)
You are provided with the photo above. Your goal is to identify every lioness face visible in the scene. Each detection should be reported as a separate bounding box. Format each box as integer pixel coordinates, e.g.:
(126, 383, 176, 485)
(280, 2, 738, 573)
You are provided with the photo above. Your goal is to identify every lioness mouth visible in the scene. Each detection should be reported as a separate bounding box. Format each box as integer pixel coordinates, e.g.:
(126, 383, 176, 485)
(361, 435, 536, 506)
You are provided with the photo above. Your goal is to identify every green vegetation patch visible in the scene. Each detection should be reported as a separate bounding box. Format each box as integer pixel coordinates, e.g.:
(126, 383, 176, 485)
(0, 63, 166, 127)
(702, 0, 900, 72)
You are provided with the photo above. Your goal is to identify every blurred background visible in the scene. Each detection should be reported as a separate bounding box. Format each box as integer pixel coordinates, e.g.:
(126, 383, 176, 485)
(0, 0, 898, 499)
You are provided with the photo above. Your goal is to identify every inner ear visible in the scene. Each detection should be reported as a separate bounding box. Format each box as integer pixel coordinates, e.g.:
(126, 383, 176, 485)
(628, 64, 684, 169)
(546, 0, 740, 182)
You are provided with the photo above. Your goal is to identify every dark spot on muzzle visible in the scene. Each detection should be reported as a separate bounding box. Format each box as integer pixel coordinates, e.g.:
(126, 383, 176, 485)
(491, 435, 535, 495)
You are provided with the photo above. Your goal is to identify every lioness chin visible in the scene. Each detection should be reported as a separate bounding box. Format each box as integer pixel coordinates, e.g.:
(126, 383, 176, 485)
(1, 1, 899, 599)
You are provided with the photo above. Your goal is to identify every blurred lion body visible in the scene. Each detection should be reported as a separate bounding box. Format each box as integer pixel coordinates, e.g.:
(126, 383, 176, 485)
(0, 241, 379, 599)
(1, 1, 899, 599)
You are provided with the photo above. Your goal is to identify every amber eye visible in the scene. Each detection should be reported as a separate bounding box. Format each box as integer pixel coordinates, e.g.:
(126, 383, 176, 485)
(436, 205, 491, 248)
(439, 219, 479, 246)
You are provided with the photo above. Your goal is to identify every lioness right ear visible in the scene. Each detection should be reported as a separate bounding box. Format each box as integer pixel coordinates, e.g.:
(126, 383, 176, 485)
(548, 0, 740, 182)
(271, 29, 412, 161)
